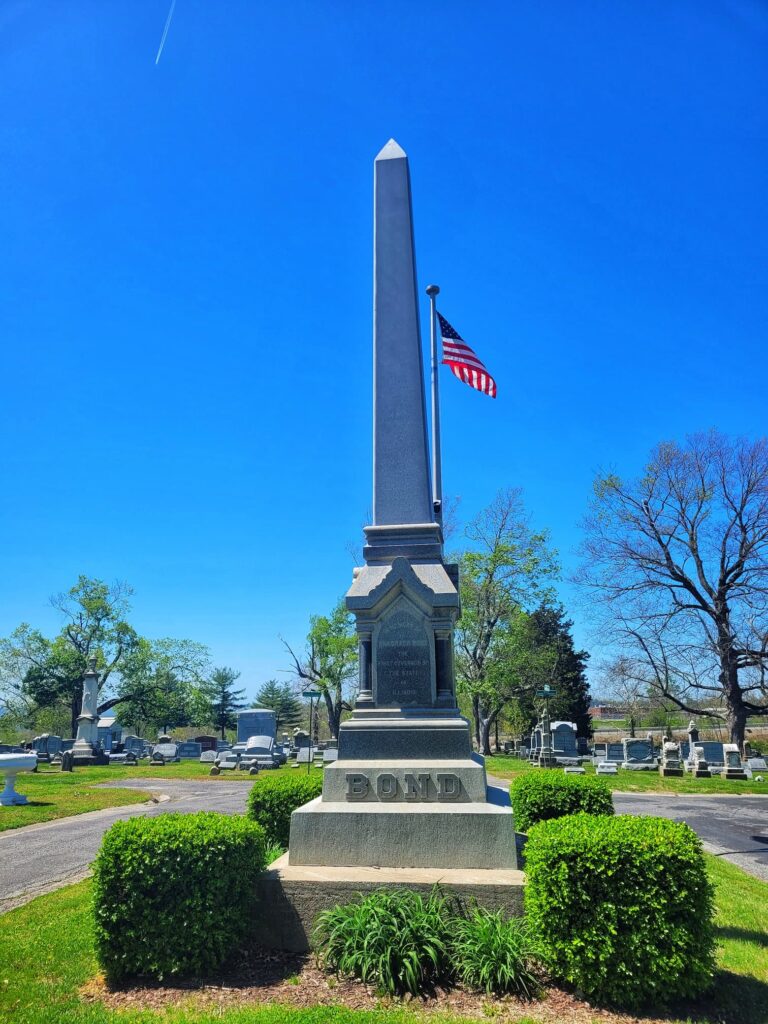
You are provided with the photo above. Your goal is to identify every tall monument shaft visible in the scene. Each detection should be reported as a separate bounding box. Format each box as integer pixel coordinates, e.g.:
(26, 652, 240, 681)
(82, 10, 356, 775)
(287, 140, 516, 871)
(372, 140, 433, 528)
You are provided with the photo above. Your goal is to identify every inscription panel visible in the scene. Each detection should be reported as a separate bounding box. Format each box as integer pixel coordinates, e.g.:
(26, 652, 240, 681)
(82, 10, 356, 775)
(375, 608, 432, 706)
(345, 771, 463, 802)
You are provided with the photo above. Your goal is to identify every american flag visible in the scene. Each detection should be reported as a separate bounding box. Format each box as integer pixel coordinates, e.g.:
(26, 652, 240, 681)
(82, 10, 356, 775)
(437, 313, 497, 398)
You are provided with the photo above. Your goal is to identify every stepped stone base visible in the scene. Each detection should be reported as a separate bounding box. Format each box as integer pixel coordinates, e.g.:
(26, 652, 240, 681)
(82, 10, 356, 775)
(288, 786, 517, 870)
(252, 854, 526, 952)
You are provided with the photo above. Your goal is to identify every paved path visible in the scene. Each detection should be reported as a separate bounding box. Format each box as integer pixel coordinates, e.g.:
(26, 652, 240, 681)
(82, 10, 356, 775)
(2, 779, 767, 913)
(612, 792, 768, 882)
(0, 778, 252, 913)
(490, 776, 768, 882)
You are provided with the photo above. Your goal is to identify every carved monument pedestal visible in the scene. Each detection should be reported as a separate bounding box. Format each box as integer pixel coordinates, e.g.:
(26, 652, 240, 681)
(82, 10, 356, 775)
(255, 140, 521, 949)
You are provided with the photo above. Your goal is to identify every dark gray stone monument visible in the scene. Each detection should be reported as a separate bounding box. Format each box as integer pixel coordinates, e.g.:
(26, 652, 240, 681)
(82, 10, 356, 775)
(288, 140, 516, 871)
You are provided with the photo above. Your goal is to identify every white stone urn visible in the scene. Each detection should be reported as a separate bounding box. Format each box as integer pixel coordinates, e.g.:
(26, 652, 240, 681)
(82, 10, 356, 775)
(0, 752, 38, 806)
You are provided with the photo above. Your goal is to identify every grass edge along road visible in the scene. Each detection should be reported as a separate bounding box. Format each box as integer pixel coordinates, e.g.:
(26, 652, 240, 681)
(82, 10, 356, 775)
(484, 756, 768, 794)
(0, 856, 766, 1024)
(0, 762, 320, 834)
(3, 753, 767, 836)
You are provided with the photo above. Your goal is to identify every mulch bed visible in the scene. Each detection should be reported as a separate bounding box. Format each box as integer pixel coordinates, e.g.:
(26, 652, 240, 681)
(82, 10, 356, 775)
(79, 945, 699, 1024)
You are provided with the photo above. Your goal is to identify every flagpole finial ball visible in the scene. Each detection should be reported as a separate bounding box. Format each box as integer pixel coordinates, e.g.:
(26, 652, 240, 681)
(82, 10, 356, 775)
(426, 284, 440, 297)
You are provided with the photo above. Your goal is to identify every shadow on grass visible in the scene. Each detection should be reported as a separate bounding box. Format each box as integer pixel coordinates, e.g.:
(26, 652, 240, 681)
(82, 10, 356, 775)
(716, 925, 768, 948)
(622, 971, 768, 1024)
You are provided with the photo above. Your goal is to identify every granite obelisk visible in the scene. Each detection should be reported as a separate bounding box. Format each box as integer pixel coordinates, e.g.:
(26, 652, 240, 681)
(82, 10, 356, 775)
(287, 140, 516, 870)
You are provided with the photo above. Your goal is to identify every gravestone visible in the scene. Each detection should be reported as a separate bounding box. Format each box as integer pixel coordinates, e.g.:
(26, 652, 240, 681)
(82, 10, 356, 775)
(237, 708, 276, 744)
(323, 748, 338, 763)
(621, 738, 655, 770)
(606, 743, 624, 763)
(723, 743, 747, 780)
(551, 722, 578, 759)
(195, 735, 218, 752)
(71, 659, 109, 766)
(747, 756, 768, 771)
(691, 745, 711, 778)
(699, 741, 725, 767)
(592, 742, 608, 763)
(176, 741, 202, 760)
(200, 750, 217, 763)
(596, 762, 618, 775)
(152, 742, 180, 763)
(659, 740, 683, 778)
(287, 140, 516, 871)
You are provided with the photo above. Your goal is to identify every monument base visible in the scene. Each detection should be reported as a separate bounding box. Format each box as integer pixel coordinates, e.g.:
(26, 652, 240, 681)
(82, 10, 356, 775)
(659, 766, 684, 778)
(288, 787, 517, 870)
(253, 854, 525, 952)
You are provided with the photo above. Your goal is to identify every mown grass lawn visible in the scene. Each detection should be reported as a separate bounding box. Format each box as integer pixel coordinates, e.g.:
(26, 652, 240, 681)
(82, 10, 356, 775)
(484, 755, 768, 794)
(0, 772, 150, 833)
(0, 762, 319, 834)
(0, 855, 765, 1024)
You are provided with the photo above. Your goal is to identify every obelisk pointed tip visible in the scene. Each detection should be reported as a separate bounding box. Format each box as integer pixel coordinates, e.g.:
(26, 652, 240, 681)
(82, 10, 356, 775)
(375, 138, 407, 161)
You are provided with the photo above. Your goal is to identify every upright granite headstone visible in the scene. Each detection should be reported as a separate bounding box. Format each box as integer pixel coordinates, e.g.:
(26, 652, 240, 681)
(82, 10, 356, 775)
(288, 140, 516, 870)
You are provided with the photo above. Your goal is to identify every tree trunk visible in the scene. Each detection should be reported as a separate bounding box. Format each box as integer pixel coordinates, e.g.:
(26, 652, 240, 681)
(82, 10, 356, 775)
(471, 695, 481, 749)
(721, 653, 747, 746)
(324, 690, 342, 740)
(478, 708, 498, 756)
(494, 717, 500, 752)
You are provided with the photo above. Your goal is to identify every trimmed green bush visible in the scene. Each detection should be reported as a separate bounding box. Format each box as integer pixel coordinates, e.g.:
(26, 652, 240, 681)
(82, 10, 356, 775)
(93, 812, 266, 981)
(525, 813, 715, 1008)
(511, 769, 613, 832)
(246, 769, 323, 848)
(450, 906, 540, 997)
(315, 888, 452, 995)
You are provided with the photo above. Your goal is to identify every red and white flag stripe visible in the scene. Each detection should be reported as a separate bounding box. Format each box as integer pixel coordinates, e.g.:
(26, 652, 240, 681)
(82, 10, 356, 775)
(437, 313, 497, 398)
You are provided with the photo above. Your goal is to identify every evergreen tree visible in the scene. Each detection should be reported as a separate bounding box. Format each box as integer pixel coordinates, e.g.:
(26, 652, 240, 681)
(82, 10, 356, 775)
(205, 666, 246, 739)
(255, 679, 303, 734)
(526, 605, 592, 737)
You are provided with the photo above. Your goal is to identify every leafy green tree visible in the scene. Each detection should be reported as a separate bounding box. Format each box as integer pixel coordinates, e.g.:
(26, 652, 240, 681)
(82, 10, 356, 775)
(454, 489, 560, 755)
(284, 599, 358, 739)
(116, 637, 210, 735)
(256, 679, 303, 734)
(525, 605, 592, 738)
(0, 578, 210, 738)
(0, 577, 138, 736)
(204, 667, 246, 739)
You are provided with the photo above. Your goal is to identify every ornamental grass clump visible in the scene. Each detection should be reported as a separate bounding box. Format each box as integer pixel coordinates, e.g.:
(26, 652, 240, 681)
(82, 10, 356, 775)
(314, 888, 452, 995)
(524, 813, 715, 1009)
(511, 769, 613, 832)
(246, 770, 323, 848)
(93, 812, 267, 982)
(450, 906, 540, 997)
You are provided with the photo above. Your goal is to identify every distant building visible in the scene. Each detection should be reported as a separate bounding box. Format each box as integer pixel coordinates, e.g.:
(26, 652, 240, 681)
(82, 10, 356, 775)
(589, 705, 618, 720)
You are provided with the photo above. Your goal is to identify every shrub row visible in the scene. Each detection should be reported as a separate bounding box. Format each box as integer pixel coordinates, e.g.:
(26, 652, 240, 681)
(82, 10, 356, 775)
(525, 813, 715, 1008)
(246, 768, 323, 847)
(93, 812, 267, 981)
(511, 769, 614, 832)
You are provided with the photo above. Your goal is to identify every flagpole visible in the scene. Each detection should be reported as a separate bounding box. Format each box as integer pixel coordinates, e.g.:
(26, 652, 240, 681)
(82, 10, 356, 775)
(426, 284, 442, 526)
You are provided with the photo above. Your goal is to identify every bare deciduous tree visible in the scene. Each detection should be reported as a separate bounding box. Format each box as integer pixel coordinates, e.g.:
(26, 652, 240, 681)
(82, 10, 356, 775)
(578, 431, 768, 744)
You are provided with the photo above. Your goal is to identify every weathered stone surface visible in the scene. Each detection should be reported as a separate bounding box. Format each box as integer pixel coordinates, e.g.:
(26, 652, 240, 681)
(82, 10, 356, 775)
(289, 788, 516, 870)
(252, 854, 525, 952)
(321, 758, 487, 803)
(375, 606, 433, 707)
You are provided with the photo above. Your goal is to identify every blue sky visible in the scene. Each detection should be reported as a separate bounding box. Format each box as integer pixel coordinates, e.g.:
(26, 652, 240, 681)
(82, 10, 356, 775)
(1, 1, 765, 700)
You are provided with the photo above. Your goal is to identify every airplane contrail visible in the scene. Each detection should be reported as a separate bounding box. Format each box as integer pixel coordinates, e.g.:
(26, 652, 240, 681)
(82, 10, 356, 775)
(155, 0, 177, 65)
